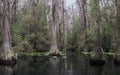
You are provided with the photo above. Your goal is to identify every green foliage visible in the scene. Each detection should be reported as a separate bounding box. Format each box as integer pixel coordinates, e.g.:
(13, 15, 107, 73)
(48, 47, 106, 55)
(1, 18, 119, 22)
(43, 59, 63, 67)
(20, 52, 49, 56)
(0, 0, 117, 54)
(19, 51, 66, 57)
(67, 17, 94, 51)
(12, 3, 50, 52)
(101, 15, 116, 52)
(67, 17, 79, 51)
(67, 11, 116, 52)
(66, 0, 117, 53)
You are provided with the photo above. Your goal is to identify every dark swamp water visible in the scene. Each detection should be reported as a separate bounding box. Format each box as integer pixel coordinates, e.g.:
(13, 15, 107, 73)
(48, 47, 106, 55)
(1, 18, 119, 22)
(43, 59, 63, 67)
(0, 54, 120, 75)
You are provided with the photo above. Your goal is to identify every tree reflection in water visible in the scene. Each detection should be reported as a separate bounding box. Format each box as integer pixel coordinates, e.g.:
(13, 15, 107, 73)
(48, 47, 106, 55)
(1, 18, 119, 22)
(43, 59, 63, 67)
(49, 57, 73, 75)
(0, 66, 15, 75)
(0, 55, 120, 75)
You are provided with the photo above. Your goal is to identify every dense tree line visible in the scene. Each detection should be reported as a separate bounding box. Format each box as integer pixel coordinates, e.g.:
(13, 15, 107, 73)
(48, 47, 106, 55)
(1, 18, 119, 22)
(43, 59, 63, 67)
(0, 0, 120, 63)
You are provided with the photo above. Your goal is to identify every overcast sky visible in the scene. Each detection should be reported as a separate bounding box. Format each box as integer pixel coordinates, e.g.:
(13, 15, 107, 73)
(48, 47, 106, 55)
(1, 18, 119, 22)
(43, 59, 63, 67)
(65, 0, 76, 7)
(19, 0, 76, 8)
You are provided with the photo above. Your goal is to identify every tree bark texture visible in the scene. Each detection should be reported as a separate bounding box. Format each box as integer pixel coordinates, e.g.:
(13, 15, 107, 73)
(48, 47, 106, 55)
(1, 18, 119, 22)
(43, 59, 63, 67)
(49, 0, 60, 55)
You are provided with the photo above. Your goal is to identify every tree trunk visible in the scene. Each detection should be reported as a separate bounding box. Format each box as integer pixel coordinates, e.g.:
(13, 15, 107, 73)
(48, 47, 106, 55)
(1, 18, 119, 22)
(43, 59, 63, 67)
(77, 0, 87, 50)
(0, 0, 2, 33)
(90, 0, 104, 64)
(114, 0, 120, 62)
(10, 0, 18, 25)
(0, 0, 16, 65)
(49, 0, 60, 56)
(62, 0, 67, 50)
(81, 0, 87, 50)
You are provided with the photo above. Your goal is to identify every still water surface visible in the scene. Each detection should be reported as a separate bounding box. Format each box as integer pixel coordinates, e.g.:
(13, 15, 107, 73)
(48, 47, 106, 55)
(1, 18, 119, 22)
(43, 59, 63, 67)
(0, 54, 120, 75)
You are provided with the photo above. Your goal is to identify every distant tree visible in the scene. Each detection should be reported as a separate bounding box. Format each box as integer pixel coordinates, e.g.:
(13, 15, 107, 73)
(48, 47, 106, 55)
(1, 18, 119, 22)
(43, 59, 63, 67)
(59, 0, 67, 50)
(62, 0, 67, 51)
(0, 0, 2, 34)
(10, 0, 18, 25)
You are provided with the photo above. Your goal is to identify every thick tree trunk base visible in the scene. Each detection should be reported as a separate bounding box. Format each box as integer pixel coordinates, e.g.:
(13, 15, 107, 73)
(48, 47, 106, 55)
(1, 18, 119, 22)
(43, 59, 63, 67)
(49, 46, 60, 57)
(90, 46, 105, 65)
(89, 58, 105, 66)
(0, 57, 17, 66)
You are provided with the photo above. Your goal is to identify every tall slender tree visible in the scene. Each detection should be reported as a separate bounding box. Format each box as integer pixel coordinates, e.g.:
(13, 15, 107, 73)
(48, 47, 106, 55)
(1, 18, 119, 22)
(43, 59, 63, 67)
(90, 0, 104, 62)
(0, 0, 2, 33)
(61, 0, 67, 50)
(77, 0, 87, 50)
(49, 0, 60, 56)
(114, 0, 120, 62)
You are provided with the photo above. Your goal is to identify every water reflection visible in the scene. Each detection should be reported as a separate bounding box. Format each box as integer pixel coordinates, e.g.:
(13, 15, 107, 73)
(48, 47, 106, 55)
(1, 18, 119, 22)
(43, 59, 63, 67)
(49, 58, 60, 75)
(0, 54, 120, 75)
(49, 57, 73, 75)
(16, 56, 50, 75)
(0, 66, 15, 75)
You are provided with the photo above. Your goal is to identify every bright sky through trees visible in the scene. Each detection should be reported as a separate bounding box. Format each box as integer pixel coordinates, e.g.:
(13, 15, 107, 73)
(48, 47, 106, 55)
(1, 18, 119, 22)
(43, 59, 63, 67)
(65, 0, 75, 7)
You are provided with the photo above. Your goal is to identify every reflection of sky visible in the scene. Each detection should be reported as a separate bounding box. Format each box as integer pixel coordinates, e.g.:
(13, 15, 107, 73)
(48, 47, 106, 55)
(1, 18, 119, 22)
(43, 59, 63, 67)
(65, 0, 76, 7)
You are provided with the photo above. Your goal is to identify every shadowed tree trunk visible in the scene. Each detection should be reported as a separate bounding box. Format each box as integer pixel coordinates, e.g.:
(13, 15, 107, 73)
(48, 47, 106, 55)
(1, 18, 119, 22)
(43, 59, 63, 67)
(57, 0, 68, 51)
(90, 0, 104, 64)
(0, 0, 16, 65)
(49, 0, 60, 56)
(77, 0, 87, 50)
(114, 0, 120, 63)
(0, 0, 2, 34)
(56, 0, 66, 51)
(10, 0, 18, 25)
(61, 0, 67, 50)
